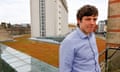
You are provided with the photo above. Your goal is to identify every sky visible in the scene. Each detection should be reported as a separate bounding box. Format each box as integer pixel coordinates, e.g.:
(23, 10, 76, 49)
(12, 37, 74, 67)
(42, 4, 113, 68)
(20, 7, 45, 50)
(0, 0, 108, 24)
(67, 0, 109, 24)
(0, 0, 30, 24)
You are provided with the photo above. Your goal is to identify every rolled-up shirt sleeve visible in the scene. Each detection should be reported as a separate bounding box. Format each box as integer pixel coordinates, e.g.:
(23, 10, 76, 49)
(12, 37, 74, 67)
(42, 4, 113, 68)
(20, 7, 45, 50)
(59, 39, 74, 72)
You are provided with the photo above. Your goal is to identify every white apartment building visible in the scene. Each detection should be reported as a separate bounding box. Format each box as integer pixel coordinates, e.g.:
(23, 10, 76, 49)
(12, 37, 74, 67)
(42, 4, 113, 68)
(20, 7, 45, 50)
(30, 0, 68, 37)
(97, 20, 107, 33)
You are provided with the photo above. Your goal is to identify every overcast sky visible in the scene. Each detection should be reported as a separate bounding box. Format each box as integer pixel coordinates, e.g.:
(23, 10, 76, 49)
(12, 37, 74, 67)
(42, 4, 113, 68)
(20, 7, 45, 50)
(67, 0, 109, 24)
(0, 0, 30, 24)
(0, 0, 108, 24)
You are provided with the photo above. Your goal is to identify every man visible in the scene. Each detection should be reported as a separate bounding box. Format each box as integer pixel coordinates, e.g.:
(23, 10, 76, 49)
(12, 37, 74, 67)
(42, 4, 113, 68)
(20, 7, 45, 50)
(59, 5, 101, 72)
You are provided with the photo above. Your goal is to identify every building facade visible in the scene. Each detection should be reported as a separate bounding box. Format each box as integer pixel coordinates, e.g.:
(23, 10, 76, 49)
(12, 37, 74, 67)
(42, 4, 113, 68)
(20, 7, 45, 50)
(97, 20, 107, 33)
(30, 0, 68, 37)
(107, 0, 120, 47)
(68, 24, 76, 33)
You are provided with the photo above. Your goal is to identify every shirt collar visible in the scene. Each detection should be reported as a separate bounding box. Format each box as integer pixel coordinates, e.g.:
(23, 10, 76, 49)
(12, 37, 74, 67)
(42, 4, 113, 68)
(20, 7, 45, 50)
(76, 27, 92, 39)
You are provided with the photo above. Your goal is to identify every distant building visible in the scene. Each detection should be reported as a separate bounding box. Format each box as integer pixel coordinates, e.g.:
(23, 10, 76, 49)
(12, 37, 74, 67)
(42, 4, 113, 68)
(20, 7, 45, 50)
(97, 20, 107, 33)
(30, 0, 68, 37)
(68, 24, 76, 33)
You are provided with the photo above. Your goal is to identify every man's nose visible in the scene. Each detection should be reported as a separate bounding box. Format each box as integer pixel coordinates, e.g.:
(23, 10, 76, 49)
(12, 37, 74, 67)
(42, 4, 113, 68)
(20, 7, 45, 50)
(90, 20, 96, 25)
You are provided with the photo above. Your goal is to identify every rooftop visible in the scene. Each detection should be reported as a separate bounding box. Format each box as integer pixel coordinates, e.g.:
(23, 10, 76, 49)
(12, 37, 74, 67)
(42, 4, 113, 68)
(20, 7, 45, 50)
(1, 34, 106, 67)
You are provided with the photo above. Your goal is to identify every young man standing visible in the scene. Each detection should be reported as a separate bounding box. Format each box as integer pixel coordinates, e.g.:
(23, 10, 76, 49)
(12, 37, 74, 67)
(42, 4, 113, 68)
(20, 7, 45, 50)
(59, 5, 101, 72)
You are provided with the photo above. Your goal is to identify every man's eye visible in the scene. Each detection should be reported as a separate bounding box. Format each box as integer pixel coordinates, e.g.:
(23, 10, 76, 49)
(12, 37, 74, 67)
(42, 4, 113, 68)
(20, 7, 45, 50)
(94, 19, 97, 21)
(86, 18, 90, 20)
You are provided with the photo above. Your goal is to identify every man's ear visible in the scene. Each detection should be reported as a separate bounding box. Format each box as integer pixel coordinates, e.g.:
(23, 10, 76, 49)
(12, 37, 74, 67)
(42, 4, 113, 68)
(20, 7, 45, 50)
(93, 25, 98, 32)
(77, 19, 81, 23)
(77, 19, 81, 27)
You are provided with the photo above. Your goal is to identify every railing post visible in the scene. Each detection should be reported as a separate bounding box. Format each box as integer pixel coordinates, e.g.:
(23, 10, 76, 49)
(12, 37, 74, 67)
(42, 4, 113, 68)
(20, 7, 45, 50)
(105, 48, 108, 72)
(0, 44, 2, 72)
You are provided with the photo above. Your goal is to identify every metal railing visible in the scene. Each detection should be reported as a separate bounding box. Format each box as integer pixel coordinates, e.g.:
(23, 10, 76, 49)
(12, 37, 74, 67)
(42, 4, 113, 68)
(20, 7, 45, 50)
(105, 47, 120, 72)
(99, 47, 120, 72)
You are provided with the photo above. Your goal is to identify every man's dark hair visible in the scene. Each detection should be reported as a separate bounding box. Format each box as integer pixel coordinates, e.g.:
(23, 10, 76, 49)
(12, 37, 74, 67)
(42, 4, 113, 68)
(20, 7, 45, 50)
(76, 5, 98, 27)
(77, 5, 98, 20)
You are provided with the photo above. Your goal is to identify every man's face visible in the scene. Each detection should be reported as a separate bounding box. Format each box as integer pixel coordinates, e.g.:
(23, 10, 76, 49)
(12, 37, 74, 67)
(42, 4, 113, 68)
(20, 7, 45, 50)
(78, 15, 98, 35)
